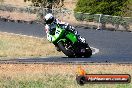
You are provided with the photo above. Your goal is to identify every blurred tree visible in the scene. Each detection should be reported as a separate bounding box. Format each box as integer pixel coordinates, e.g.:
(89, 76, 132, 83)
(74, 0, 131, 16)
(24, 0, 64, 9)
(123, 0, 132, 17)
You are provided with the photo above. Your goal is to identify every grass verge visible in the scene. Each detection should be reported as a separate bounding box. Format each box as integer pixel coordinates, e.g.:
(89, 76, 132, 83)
(0, 32, 63, 58)
(0, 64, 131, 88)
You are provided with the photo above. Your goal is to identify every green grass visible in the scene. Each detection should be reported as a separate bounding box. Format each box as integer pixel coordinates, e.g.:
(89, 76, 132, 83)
(0, 74, 131, 88)
(0, 64, 131, 88)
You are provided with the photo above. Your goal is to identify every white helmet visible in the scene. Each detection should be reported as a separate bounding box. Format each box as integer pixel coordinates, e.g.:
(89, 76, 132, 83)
(44, 13, 54, 24)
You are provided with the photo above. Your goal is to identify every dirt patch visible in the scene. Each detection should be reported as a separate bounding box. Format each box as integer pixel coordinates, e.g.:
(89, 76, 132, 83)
(0, 11, 36, 21)
(0, 64, 132, 78)
(3, 0, 32, 7)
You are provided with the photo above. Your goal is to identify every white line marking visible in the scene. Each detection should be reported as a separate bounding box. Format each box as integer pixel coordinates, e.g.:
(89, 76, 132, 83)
(0, 32, 100, 55)
(0, 32, 43, 39)
(90, 47, 100, 55)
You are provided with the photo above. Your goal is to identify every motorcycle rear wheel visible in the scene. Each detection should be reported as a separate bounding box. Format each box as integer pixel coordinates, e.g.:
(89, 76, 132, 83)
(84, 47, 92, 58)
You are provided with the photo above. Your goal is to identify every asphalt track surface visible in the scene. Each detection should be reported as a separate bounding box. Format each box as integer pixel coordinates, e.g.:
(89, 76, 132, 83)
(0, 21, 132, 63)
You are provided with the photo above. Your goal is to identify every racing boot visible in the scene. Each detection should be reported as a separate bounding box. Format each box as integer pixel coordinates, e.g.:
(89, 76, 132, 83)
(67, 26, 79, 35)
(66, 25, 86, 43)
(68, 27, 86, 43)
(78, 36, 86, 43)
(66, 25, 77, 33)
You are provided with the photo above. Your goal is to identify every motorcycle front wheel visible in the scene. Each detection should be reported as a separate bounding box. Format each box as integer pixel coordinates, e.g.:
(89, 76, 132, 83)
(58, 41, 75, 58)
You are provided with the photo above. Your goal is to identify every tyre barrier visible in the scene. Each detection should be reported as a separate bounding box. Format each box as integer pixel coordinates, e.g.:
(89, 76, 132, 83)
(0, 16, 37, 24)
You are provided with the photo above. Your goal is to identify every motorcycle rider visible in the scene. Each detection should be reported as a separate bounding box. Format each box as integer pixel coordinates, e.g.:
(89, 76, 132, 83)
(44, 13, 86, 51)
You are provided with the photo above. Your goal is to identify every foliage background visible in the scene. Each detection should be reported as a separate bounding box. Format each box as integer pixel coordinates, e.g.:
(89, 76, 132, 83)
(24, 0, 64, 8)
(74, 0, 132, 17)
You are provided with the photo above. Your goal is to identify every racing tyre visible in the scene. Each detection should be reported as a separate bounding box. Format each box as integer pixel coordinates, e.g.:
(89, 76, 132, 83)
(58, 41, 75, 58)
(84, 46, 92, 58)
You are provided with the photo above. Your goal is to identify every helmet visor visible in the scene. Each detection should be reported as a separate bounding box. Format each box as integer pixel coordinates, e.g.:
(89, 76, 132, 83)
(45, 17, 54, 24)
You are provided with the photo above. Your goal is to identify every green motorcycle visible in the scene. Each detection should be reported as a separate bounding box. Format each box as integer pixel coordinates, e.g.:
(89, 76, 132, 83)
(46, 24, 92, 58)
